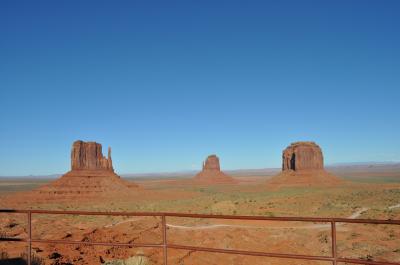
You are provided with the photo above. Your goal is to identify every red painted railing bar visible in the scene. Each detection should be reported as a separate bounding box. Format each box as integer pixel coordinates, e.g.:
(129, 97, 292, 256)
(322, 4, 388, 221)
(1, 209, 400, 265)
(1, 209, 400, 224)
(27, 211, 32, 265)
(167, 244, 334, 261)
(336, 258, 400, 265)
(331, 221, 337, 265)
(333, 218, 400, 225)
(162, 214, 168, 265)
(168, 244, 400, 265)
(163, 212, 337, 222)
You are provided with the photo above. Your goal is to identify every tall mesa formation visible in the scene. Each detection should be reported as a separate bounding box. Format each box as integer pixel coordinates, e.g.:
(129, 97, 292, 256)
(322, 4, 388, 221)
(36, 140, 137, 198)
(282, 141, 324, 172)
(202, 154, 221, 171)
(71, 140, 113, 171)
(268, 141, 342, 187)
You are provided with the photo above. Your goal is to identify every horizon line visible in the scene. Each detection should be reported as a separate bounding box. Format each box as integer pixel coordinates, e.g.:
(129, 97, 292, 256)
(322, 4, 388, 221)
(1, 160, 399, 178)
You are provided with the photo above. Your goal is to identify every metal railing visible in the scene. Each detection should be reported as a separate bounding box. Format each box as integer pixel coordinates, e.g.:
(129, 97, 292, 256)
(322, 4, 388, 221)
(1, 209, 400, 265)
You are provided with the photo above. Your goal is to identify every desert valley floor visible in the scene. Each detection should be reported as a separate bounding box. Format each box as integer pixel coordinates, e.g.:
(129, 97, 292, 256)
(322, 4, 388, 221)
(0, 168, 400, 265)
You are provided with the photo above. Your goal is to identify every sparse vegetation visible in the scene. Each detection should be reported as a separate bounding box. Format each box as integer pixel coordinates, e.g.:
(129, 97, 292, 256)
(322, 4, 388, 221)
(104, 255, 150, 265)
(21, 253, 45, 265)
(0, 252, 44, 265)
(0, 173, 399, 264)
(0, 231, 7, 239)
(318, 233, 329, 244)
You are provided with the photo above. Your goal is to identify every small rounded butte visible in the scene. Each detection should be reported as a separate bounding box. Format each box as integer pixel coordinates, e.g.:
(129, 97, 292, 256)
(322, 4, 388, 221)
(194, 154, 236, 184)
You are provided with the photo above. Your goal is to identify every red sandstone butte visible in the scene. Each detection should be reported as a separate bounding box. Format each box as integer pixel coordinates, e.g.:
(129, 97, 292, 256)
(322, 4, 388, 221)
(282, 141, 324, 171)
(71, 140, 113, 171)
(268, 142, 342, 187)
(194, 155, 235, 184)
(37, 140, 138, 197)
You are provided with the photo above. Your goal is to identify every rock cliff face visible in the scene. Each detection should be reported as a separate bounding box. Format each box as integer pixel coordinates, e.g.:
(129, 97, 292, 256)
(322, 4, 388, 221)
(71, 141, 113, 171)
(202, 155, 221, 171)
(36, 140, 137, 198)
(282, 142, 324, 171)
(267, 141, 342, 187)
(194, 155, 235, 184)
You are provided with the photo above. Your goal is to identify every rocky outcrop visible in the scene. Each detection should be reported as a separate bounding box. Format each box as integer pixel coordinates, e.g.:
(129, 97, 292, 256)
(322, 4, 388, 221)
(267, 141, 342, 187)
(282, 142, 324, 171)
(194, 155, 235, 184)
(202, 155, 221, 171)
(71, 141, 113, 171)
(36, 140, 138, 198)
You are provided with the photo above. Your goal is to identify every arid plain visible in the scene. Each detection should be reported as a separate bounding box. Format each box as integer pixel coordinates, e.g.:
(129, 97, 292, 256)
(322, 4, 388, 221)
(1, 141, 400, 265)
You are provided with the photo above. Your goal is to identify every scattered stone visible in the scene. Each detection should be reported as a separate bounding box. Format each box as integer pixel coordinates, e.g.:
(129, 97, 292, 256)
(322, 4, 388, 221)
(33, 247, 43, 253)
(62, 232, 72, 239)
(6, 221, 18, 229)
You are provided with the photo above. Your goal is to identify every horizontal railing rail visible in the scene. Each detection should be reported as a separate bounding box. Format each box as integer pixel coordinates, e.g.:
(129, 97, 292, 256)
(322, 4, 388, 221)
(0, 209, 399, 265)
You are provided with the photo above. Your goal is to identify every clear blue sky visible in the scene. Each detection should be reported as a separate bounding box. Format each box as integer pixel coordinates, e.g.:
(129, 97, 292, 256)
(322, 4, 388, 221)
(1, 0, 399, 175)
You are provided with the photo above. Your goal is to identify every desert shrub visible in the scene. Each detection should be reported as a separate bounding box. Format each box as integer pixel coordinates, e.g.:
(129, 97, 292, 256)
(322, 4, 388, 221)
(0, 251, 43, 265)
(0, 231, 7, 239)
(264, 211, 275, 217)
(318, 233, 328, 244)
(6, 222, 18, 229)
(360, 254, 374, 261)
(20, 253, 45, 265)
(0, 251, 9, 260)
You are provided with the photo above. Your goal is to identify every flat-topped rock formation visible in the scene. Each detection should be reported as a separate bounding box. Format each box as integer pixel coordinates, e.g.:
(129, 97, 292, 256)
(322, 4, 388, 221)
(37, 140, 138, 198)
(282, 141, 324, 172)
(202, 154, 221, 171)
(71, 140, 113, 171)
(268, 142, 342, 187)
(194, 155, 235, 184)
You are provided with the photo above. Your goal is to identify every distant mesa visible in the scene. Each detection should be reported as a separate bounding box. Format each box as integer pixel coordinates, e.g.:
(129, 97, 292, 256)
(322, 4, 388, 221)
(37, 140, 138, 197)
(194, 154, 235, 184)
(202, 154, 221, 171)
(267, 141, 342, 187)
(71, 140, 114, 171)
(282, 141, 324, 172)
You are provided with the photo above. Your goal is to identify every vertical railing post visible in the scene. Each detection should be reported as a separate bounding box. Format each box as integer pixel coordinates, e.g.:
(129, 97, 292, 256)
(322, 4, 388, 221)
(162, 214, 168, 265)
(331, 220, 337, 265)
(27, 211, 32, 265)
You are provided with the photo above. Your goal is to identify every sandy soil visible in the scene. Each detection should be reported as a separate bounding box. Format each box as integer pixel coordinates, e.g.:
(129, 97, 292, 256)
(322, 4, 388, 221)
(0, 172, 400, 264)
